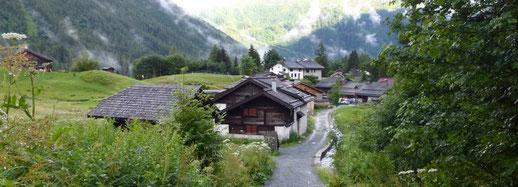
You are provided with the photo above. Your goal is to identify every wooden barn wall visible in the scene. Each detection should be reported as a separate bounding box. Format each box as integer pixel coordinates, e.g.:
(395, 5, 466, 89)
(224, 96, 292, 134)
(218, 82, 263, 105)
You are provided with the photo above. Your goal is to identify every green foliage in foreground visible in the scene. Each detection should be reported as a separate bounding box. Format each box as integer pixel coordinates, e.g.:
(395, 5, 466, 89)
(362, 0, 518, 185)
(0, 119, 276, 186)
(0, 119, 211, 186)
(216, 142, 275, 186)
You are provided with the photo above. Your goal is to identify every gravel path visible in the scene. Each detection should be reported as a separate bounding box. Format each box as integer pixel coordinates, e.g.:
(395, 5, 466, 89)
(264, 109, 333, 187)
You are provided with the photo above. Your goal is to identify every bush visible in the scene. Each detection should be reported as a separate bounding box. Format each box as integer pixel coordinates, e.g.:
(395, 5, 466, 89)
(216, 142, 275, 186)
(71, 51, 99, 72)
(303, 116, 315, 136)
(0, 119, 212, 186)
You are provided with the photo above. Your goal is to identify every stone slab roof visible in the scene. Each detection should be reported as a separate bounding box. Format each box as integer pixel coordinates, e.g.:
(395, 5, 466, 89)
(87, 84, 201, 122)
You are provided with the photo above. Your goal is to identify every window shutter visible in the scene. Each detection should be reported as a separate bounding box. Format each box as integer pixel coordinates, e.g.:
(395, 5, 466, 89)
(249, 108, 257, 116)
(243, 108, 249, 115)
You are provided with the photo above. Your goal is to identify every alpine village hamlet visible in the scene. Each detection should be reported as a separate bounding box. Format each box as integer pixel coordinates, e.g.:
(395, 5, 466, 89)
(1, 0, 516, 186)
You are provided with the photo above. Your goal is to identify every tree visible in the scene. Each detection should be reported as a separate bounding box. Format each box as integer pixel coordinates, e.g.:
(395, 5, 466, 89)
(301, 75, 319, 85)
(345, 50, 359, 72)
(164, 52, 188, 74)
(239, 55, 261, 76)
(71, 51, 99, 72)
(330, 58, 344, 72)
(368, 0, 518, 185)
(328, 79, 341, 106)
(217, 47, 231, 73)
(231, 56, 239, 75)
(248, 45, 262, 70)
(132, 55, 169, 79)
(208, 45, 219, 63)
(263, 49, 282, 70)
(171, 88, 223, 165)
(314, 42, 329, 75)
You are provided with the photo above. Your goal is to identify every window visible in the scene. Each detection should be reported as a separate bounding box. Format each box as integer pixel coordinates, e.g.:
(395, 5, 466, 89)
(245, 125, 258, 134)
(290, 69, 293, 71)
(243, 108, 257, 116)
(249, 108, 257, 116)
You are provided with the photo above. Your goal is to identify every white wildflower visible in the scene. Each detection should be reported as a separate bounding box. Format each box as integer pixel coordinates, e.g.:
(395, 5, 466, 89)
(1, 32, 27, 40)
(428, 168, 438, 173)
(398, 170, 415, 175)
(417, 169, 426, 173)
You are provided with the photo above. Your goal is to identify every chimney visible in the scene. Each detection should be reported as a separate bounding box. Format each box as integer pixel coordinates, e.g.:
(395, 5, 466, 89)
(272, 80, 277, 92)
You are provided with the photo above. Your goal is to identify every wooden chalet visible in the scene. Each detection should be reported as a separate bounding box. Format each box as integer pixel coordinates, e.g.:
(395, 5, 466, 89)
(212, 76, 313, 140)
(314, 71, 348, 92)
(339, 80, 393, 103)
(21, 49, 53, 71)
(293, 82, 327, 111)
(87, 84, 201, 124)
(101, 67, 115, 73)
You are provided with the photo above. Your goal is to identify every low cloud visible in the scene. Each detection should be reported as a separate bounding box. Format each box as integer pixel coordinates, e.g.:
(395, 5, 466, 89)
(369, 8, 381, 24)
(62, 17, 79, 41)
(365, 34, 377, 45)
(83, 49, 121, 70)
(283, 0, 321, 41)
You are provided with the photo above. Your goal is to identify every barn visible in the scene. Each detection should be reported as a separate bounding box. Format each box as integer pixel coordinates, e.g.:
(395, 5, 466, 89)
(87, 84, 201, 124)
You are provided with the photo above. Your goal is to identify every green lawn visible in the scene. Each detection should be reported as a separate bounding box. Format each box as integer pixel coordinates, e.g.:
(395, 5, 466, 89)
(144, 73, 243, 90)
(0, 69, 241, 119)
(332, 106, 372, 133)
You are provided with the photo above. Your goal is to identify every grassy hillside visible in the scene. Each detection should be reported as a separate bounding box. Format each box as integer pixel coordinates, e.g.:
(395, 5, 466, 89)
(0, 70, 240, 118)
(145, 73, 243, 90)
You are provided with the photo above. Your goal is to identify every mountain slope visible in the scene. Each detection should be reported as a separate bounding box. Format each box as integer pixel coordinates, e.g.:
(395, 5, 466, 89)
(172, 0, 400, 58)
(0, 0, 246, 75)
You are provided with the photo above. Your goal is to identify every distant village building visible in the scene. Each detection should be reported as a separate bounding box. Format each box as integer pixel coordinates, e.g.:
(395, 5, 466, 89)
(314, 71, 348, 92)
(339, 78, 394, 103)
(292, 82, 327, 111)
(101, 67, 115, 73)
(87, 84, 201, 124)
(21, 49, 53, 71)
(269, 60, 324, 80)
(211, 76, 313, 140)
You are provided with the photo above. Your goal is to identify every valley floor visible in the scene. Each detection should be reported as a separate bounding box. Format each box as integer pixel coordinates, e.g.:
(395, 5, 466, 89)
(265, 109, 334, 187)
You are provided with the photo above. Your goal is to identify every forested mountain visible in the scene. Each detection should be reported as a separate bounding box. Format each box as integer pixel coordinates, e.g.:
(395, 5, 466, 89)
(172, 0, 400, 58)
(0, 0, 246, 75)
(273, 9, 400, 59)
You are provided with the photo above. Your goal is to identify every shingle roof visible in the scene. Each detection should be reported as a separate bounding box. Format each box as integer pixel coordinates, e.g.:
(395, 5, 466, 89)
(23, 49, 53, 62)
(315, 77, 346, 90)
(282, 61, 325, 70)
(214, 77, 313, 110)
(315, 71, 347, 90)
(339, 81, 392, 97)
(87, 84, 201, 122)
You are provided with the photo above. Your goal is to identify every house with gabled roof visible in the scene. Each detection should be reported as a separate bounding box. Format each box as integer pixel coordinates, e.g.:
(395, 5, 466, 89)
(315, 71, 348, 92)
(87, 84, 201, 124)
(211, 76, 313, 140)
(20, 49, 53, 71)
(269, 60, 325, 80)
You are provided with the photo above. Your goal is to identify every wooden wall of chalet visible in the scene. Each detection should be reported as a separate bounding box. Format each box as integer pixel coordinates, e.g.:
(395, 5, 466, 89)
(295, 84, 322, 95)
(224, 96, 292, 134)
(218, 82, 263, 105)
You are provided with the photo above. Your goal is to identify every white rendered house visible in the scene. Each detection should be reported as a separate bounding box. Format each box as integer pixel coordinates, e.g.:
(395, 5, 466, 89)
(270, 60, 325, 80)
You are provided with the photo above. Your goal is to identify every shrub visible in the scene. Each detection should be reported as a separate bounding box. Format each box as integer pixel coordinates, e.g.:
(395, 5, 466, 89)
(216, 142, 275, 186)
(303, 116, 315, 136)
(169, 91, 223, 165)
(0, 119, 212, 186)
(71, 51, 99, 72)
